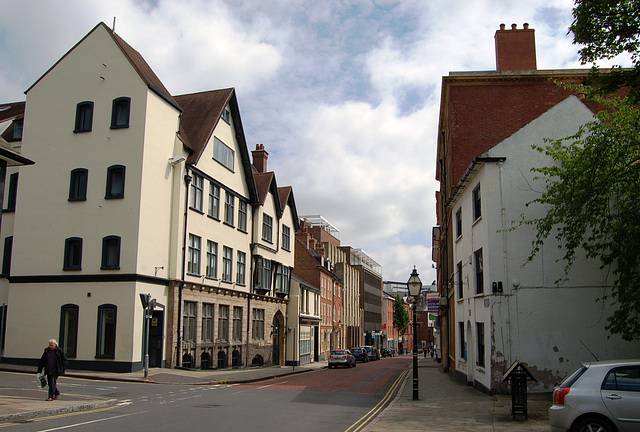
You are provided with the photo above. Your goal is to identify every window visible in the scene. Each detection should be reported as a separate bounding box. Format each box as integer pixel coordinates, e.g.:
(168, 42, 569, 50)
(2, 236, 12, 276)
(474, 249, 484, 294)
(190, 174, 204, 212)
(455, 208, 462, 238)
(224, 192, 234, 226)
(472, 184, 481, 221)
(222, 246, 233, 282)
(238, 201, 247, 232)
(274, 264, 290, 294)
(59, 304, 79, 358)
(232, 306, 242, 341)
(188, 234, 201, 275)
(96, 304, 116, 358)
(202, 303, 214, 342)
(282, 225, 291, 251)
(457, 261, 463, 299)
(183, 301, 196, 342)
(218, 305, 229, 342)
(69, 169, 88, 201)
(74, 101, 93, 132)
(252, 308, 265, 340)
(459, 322, 466, 360)
(206, 240, 218, 279)
(208, 182, 220, 219)
(236, 251, 246, 285)
(110, 97, 130, 129)
(262, 214, 273, 242)
(5, 173, 17, 212)
(63, 237, 82, 271)
(476, 322, 485, 367)
(101, 236, 121, 270)
(602, 367, 640, 392)
(255, 258, 272, 291)
(213, 137, 234, 171)
(105, 165, 125, 199)
(11, 119, 23, 141)
(221, 106, 231, 124)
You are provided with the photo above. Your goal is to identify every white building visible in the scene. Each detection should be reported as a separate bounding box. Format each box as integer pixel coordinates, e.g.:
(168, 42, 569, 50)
(0, 22, 298, 372)
(450, 96, 640, 392)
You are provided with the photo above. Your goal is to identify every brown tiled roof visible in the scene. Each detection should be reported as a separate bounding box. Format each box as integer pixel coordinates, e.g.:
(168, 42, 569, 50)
(278, 185, 300, 230)
(254, 171, 275, 205)
(173, 89, 233, 161)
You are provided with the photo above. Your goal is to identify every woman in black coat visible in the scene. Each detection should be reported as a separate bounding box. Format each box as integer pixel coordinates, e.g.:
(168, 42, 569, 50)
(37, 339, 68, 401)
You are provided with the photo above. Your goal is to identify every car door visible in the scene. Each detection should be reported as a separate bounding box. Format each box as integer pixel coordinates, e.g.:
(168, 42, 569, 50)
(601, 366, 640, 432)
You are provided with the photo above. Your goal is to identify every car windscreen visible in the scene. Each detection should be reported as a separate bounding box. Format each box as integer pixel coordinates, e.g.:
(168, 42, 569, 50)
(558, 366, 588, 388)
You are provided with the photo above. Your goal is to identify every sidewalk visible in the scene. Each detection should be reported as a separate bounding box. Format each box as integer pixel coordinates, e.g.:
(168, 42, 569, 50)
(0, 357, 551, 430)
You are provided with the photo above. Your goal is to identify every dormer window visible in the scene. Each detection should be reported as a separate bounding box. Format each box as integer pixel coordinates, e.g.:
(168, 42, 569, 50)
(12, 119, 23, 141)
(221, 106, 231, 124)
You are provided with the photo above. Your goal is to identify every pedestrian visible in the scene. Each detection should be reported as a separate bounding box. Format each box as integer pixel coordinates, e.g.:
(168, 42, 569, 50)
(37, 339, 68, 401)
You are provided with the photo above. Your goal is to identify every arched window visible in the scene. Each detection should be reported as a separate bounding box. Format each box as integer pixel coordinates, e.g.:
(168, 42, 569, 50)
(110, 97, 130, 129)
(63, 237, 82, 271)
(59, 304, 79, 358)
(69, 168, 88, 201)
(96, 304, 117, 358)
(105, 165, 125, 199)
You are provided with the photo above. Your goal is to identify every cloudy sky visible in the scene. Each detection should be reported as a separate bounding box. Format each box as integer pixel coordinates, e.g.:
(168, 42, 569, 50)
(0, 0, 618, 283)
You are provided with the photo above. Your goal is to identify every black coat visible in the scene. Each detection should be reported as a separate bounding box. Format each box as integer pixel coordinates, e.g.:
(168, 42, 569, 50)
(37, 346, 68, 376)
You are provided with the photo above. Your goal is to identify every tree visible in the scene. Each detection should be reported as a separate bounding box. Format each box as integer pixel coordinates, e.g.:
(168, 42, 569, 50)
(522, 0, 640, 340)
(393, 295, 410, 339)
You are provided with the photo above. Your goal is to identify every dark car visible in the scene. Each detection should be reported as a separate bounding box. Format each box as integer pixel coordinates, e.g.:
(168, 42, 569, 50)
(362, 345, 380, 361)
(351, 347, 369, 362)
(328, 349, 356, 368)
(381, 348, 394, 358)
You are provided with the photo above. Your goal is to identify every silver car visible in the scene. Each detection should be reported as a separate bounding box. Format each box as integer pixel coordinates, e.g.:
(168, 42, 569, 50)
(549, 360, 640, 432)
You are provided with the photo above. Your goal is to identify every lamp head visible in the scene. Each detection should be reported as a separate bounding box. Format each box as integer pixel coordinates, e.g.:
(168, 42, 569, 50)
(407, 266, 422, 298)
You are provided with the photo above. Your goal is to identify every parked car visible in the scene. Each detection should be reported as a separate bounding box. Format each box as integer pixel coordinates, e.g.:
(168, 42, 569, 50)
(549, 360, 640, 432)
(362, 345, 380, 361)
(381, 348, 394, 358)
(351, 347, 369, 362)
(328, 349, 356, 368)
(389, 348, 396, 357)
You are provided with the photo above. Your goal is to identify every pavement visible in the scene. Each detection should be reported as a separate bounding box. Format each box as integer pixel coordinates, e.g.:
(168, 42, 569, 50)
(0, 356, 551, 431)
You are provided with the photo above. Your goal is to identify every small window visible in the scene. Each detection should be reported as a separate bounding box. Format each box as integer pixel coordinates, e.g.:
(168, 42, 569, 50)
(274, 265, 290, 294)
(69, 169, 88, 201)
(455, 208, 462, 238)
(459, 322, 466, 360)
(101, 236, 121, 270)
(59, 304, 79, 358)
(474, 249, 484, 294)
(5, 173, 18, 212)
(262, 214, 273, 243)
(602, 367, 640, 392)
(222, 246, 233, 282)
(218, 305, 229, 342)
(105, 165, 125, 199)
(74, 102, 93, 132)
(190, 174, 204, 212)
(232, 306, 242, 341)
(236, 251, 246, 285)
(224, 192, 234, 226)
(206, 240, 218, 279)
(188, 234, 201, 275)
(282, 225, 291, 251)
(213, 137, 234, 172)
(476, 322, 485, 367)
(183, 301, 196, 342)
(208, 182, 220, 219)
(96, 304, 117, 358)
(111, 97, 130, 129)
(63, 237, 83, 271)
(221, 106, 231, 124)
(252, 308, 265, 340)
(2, 236, 13, 277)
(457, 261, 463, 299)
(238, 201, 248, 232)
(11, 119, 23, 141)
(202, 303, 214, 342)
(472, 184, 481, 221)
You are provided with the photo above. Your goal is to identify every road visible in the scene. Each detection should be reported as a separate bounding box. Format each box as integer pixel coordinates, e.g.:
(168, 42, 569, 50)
(0, 356, 411, 432)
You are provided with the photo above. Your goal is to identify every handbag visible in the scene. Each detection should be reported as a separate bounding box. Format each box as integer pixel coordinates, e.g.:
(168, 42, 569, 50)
(36, 372, 46, 389)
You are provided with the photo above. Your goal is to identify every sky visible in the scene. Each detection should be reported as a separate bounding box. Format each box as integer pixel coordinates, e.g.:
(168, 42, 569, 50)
(0, 0, 621, 284)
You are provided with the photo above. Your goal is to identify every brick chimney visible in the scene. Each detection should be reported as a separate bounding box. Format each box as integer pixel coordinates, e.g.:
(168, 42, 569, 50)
(495, 23, 536, 71)
(252, 143, 269, 173)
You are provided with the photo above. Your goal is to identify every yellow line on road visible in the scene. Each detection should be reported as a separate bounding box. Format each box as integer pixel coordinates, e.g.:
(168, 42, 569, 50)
(344, 369, 408, 432)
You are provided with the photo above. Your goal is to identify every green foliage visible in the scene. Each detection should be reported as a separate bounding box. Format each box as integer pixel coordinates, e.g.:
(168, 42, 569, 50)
(523, 86, 640, 340)
(570, 0, 640, 100)
(393, 295, 410, 337)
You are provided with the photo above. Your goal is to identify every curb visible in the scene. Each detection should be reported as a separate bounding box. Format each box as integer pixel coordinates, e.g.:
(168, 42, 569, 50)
(0, 399, 119, 423)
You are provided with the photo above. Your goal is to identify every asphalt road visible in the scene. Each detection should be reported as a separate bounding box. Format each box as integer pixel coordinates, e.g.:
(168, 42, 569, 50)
(0, 356, 411, 432)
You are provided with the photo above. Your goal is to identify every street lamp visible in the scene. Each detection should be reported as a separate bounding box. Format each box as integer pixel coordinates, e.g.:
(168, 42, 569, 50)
(407, 266, 422, 400)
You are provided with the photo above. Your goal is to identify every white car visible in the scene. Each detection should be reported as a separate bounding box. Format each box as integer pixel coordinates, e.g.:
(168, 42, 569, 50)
(549, 360, 640, 432)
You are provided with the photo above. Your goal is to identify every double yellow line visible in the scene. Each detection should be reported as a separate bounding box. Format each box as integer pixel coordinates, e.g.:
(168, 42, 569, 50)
(344, 369, 409, 432)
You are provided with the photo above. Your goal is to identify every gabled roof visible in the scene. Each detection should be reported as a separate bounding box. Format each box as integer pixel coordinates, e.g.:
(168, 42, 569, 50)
(0, 101, 25, 142)
(254, 171, 282, 215)
(278, 186, 300, 230)
(25, 22, 180, 112)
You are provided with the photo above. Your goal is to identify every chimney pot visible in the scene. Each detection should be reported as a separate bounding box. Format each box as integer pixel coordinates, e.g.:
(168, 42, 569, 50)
(511, 23, 517, 30)
(252, 143, 269, 173)
(500, 23, 505, 31)
(523, 22, 529, 29)
(495, 23, 537, 70)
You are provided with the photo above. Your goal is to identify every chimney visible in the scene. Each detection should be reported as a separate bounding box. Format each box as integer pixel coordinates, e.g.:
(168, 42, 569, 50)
(252, 143, 269, 173)
(495, 23, 536, 71)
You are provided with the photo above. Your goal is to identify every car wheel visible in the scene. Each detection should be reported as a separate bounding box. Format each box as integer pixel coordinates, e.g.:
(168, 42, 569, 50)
(353, 362, 356, 367)
(573, 416, 616, 432)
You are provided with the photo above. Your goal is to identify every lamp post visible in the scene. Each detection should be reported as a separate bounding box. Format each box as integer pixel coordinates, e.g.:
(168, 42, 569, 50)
(407, 266, 422, 401)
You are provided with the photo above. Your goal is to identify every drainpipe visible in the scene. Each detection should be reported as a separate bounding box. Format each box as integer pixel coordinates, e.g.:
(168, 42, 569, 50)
(498, 161, 512, 364)
(177, 168, 192, 368)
